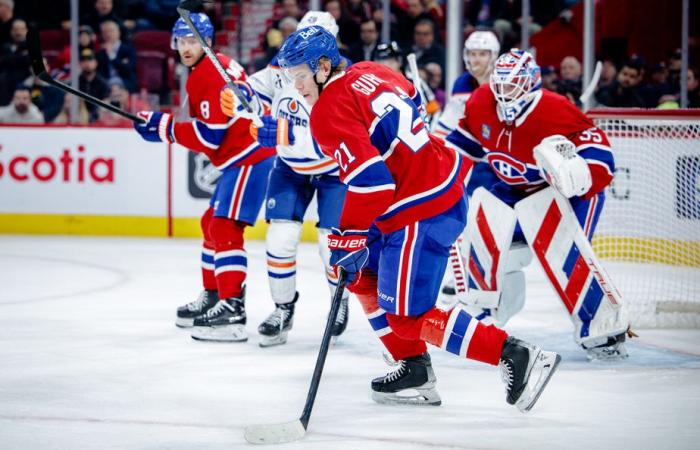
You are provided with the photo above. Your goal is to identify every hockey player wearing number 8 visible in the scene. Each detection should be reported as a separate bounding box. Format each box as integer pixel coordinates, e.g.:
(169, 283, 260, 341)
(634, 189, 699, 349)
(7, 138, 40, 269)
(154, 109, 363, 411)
(220, 12, 352, 347)
(276, 26, 561, 412)
(445, 49, 630, 360)
(133, 13, 275, 342)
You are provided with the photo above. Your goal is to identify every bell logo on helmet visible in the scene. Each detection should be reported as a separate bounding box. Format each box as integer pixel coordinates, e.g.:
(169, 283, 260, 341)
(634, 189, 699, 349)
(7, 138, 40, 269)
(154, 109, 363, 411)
(299, 27, 320, 40)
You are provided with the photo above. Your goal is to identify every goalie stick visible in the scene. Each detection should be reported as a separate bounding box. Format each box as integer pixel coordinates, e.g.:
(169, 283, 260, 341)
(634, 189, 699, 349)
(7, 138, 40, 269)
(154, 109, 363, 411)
(27, 27, 145, 123)
(244, 269, 348, 445)
(176, 0, 262, 127)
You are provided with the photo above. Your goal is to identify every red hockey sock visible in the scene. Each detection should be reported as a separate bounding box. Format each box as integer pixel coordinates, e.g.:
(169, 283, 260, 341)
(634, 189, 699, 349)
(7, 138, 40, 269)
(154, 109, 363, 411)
(209, 217, 247, 299)
(387, 307, 508, 366)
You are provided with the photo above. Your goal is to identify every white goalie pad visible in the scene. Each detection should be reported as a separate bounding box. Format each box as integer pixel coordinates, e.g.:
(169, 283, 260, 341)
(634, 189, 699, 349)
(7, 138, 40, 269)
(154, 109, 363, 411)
(514, 187, 628, 347)
(462, 188, 517, 309)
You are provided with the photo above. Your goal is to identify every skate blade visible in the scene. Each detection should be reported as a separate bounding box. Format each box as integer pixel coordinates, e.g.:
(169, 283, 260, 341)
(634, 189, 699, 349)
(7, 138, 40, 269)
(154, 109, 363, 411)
(191, 324, 248, 342)
(371, 386, 442, 406)
(516, 351, 561, 413)
(259, 331, 289, 347)
(175, 317, 194, 328)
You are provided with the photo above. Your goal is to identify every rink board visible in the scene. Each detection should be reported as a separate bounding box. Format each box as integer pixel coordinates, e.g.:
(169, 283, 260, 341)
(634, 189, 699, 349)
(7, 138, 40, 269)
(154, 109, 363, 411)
(0, 125, 320, 240)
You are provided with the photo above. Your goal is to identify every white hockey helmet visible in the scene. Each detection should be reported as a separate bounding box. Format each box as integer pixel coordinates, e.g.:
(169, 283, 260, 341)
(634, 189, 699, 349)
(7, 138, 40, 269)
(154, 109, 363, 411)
(298, 11, 339, 38)
(489, 49, 542, 122)
(463, 30, 500, 71)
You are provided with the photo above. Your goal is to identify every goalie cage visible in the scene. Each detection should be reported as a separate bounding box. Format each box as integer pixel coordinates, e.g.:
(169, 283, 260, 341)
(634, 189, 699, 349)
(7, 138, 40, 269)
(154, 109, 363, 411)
(588, 109, 700, 328)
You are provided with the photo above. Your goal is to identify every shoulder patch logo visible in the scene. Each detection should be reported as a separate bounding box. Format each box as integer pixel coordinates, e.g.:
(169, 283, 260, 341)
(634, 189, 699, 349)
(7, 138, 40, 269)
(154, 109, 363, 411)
(481, 124, 491, 140)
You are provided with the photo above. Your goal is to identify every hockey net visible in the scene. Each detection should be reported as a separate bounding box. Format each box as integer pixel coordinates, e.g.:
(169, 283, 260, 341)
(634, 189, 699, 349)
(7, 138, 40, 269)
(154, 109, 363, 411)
(589, 109, 700, 328)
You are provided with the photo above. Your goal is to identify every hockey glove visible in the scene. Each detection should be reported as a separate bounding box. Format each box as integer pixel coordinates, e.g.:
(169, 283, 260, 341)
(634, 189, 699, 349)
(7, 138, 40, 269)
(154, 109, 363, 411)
(534, 135, 592, 198)
(328, 228, 369, 284)
(220, 81, 257, 118)
(250, 115, 295, 148)
(134, 111, 173, 143)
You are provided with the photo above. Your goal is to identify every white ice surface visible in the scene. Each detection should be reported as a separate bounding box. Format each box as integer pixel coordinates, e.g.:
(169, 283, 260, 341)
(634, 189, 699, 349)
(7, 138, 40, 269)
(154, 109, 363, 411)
(1, 236, 699, 450)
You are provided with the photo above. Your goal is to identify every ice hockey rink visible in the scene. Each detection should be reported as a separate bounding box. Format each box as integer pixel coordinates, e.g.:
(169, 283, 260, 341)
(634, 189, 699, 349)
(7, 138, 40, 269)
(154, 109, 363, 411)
(1, 235, 699, 450)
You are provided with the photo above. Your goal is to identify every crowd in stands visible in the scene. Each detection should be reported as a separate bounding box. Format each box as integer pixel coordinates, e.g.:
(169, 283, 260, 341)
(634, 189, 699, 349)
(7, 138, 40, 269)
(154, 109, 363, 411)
(0, 0, 698, 125)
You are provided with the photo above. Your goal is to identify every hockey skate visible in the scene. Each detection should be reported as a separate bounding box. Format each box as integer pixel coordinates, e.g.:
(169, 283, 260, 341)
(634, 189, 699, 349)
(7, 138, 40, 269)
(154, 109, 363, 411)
(499, 337, 560, 412)
(175, 289, 218, 328)
(191, 289, 247, 342)
(331, 295, 349, 338)
(371, 352, 442, 406)
(258, 293, 298, 347)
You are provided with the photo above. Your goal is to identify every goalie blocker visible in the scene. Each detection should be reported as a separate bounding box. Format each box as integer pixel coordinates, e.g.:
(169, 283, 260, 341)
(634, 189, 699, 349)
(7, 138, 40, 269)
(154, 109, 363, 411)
(463, 186, 629, 357)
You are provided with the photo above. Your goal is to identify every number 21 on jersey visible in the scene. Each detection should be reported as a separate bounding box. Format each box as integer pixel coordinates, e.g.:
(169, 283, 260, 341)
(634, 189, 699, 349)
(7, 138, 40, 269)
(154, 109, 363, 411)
(371, 91, 429, 153)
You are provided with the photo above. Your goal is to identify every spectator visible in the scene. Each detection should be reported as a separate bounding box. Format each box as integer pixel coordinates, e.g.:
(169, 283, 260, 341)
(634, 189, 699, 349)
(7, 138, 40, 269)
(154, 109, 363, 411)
(596, 57, 645, 107)
(559, 56, 582, 87)
(0, 0, 14, 47)
(278, 16, 298, 40)
(556, 79, 582, 108)
(96, 19, 138, 93)
(141, 0, 180, 31)
(348, 19, 379, 63)
(28, 60, 65, 122)
(424, 62, 445, 106)
(81, 0, 124, 35)
(346, 0, 373, 24)
(598, 59, 617, 90)
(324, 0, 360, 50)
(640, 63, 673, 108)
(52, 93, 89, 125)
(411, 19, 445, 77)
(394, 0, 434, 49)
(0, 17, 30, 105)
(95, 77, 149, 126)
(541, 65, 558, 91)
(78, 47, 109, 122)
(277, 0, 304, 23)
(0, 85, 44, 123)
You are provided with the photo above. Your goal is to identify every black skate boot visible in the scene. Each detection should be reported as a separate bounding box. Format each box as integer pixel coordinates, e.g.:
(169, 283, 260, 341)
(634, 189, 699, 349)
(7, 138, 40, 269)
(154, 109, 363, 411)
(499, 336, 561, 412)
(258, 293, 298, 347)
(175, 289, 218, 328)
(190, 288, 247, 342)
(371, 352, 441, 406)
(331, 295, 349, 338)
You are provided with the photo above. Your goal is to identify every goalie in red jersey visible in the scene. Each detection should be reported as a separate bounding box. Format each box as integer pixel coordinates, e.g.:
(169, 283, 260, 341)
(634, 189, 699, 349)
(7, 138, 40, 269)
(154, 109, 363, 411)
(133, 13, 275, 342)
(276, 26, 560, 412)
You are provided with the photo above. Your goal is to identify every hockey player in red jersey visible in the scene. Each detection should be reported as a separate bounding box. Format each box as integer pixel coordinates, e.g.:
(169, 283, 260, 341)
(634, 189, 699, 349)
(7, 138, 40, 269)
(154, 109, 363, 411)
(277, 26, 560, 412)
(133, 13, 274, 342)
(445, 50, 629, 360)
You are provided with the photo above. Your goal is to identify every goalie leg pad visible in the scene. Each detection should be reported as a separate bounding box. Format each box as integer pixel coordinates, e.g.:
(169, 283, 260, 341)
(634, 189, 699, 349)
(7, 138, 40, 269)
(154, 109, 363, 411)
(462, 187, 517, 309)
(266, 220, 302, 304)
(514, 187, 629, 348)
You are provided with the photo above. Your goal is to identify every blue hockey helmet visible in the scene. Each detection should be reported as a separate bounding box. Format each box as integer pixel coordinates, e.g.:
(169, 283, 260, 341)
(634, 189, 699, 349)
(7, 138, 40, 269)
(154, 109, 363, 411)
(171, 13, 214, 50)
(277, 26, 341, 74)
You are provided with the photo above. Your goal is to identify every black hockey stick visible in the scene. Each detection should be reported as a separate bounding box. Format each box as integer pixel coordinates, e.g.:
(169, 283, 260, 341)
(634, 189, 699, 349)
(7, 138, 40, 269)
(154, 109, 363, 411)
(26, 27, 145, 124)
(176, 0, 262, 126)
(244, 268, 348, 444)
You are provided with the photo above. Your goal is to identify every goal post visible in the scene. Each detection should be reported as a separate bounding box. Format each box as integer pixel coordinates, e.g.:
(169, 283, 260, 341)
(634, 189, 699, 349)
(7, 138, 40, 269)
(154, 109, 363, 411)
(588, 108, 700, 328)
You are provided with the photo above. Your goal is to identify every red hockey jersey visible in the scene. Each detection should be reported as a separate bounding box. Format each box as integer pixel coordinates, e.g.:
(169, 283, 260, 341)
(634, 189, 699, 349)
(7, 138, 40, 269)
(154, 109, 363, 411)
(445, 84, 614, 198)
(172, 53, 274, 169)
(310, 62, 470, 233)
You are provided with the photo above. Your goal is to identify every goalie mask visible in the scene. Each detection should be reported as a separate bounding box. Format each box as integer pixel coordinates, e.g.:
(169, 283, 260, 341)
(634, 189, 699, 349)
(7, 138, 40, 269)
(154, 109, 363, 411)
(489, 49, 541, 122)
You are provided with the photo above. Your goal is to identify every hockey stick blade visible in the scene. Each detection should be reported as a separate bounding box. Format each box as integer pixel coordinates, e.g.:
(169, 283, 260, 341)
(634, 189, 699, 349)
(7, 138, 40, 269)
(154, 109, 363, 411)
(26, 28, 145, 123)
(244, 269, 348, 445)
(244, 419, 306, 445)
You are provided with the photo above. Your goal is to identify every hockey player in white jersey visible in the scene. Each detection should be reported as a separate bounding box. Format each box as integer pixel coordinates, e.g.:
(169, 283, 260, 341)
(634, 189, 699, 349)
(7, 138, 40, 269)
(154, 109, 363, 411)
(432, 30, 500, 139)
(221, 11, 351, 347)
